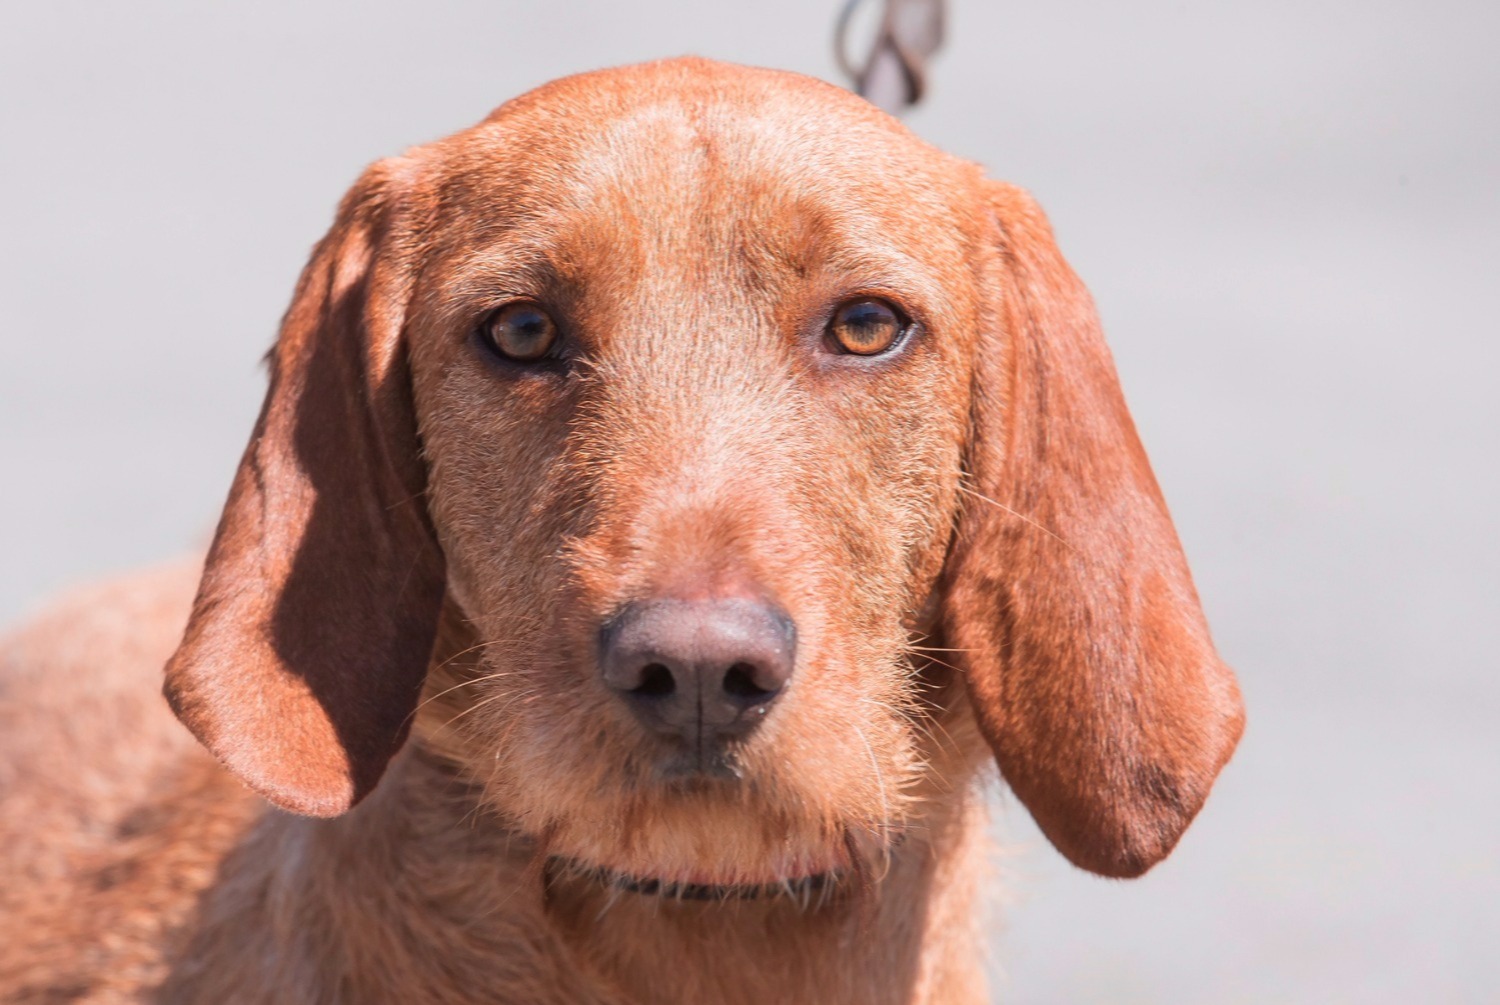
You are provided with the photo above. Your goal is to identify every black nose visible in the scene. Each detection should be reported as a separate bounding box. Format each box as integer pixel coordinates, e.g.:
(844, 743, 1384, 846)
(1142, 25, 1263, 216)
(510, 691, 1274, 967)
(600, 598, 796, 758)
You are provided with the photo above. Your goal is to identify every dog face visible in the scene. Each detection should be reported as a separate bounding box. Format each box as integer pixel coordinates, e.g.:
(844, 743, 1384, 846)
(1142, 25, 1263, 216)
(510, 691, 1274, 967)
(406, 69, 980, 886)
(165, 59, 1242, 884)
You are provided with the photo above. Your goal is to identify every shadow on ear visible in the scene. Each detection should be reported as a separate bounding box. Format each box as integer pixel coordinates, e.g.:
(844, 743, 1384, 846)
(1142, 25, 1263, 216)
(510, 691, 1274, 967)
(164, 161, 446, 817)
(944, 182, 1244, 878)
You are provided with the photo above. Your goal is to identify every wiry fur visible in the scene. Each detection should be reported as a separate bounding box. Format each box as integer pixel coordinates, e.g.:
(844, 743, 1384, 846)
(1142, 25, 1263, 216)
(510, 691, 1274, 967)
(0, 58, 1241, 1002)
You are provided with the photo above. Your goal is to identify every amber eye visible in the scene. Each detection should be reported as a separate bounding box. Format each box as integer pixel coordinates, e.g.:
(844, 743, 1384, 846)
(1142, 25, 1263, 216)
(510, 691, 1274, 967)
(481, 301, 558, 362)
(827, 298, 906, 356)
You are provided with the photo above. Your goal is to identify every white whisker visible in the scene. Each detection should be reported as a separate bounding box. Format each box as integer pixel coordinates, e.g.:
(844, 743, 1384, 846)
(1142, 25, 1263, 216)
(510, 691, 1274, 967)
(955, 482, 1072, 550)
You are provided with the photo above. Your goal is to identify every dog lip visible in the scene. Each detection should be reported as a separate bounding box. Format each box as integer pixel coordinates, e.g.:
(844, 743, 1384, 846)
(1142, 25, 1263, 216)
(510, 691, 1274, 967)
(653, 748, 746, 782)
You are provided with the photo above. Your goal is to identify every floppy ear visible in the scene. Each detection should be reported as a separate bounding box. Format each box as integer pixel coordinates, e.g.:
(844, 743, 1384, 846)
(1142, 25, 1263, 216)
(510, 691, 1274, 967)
(944, 181, 1244, 878)
(164, 160, 446, 817)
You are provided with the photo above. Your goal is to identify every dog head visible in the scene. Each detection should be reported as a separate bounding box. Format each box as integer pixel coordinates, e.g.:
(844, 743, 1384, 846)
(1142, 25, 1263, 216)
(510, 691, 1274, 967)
(164, 59, 1242, 883)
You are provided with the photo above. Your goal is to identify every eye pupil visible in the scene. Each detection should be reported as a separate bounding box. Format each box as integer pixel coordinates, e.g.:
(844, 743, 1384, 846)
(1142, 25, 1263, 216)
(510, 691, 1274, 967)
(484, 301, 558, 362)
(829, 298, 904, 356)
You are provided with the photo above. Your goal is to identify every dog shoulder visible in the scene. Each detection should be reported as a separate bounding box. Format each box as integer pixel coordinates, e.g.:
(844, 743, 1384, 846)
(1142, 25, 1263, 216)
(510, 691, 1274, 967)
(0, 559, 267, 1000)
(0, 558, 209, 856)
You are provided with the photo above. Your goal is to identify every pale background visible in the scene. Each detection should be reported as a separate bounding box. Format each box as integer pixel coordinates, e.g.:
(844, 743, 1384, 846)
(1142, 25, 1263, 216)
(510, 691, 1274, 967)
(1, 1, 1496, 1001)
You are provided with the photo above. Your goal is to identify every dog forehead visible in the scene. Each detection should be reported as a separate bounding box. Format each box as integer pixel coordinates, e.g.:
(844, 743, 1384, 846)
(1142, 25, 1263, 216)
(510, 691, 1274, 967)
(419, 59, 978, 278)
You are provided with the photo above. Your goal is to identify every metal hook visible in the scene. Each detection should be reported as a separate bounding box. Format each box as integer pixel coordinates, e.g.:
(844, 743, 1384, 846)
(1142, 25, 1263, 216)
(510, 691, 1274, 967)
(834, 0, 946, 115)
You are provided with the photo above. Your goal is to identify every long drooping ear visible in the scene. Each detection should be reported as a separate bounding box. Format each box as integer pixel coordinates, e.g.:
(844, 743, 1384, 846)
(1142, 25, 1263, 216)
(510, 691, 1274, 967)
(944, 181, 1244, 877)
(164, 160, 446, 817)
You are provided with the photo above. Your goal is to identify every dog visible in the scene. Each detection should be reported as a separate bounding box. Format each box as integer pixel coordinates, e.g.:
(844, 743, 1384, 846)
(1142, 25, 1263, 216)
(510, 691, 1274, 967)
(0, 58, 1244, 1003)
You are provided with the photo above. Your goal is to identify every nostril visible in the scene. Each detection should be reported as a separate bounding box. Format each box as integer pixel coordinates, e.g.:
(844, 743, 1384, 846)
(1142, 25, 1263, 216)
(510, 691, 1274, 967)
(600, 597, 796, 745)
(633, 663, 676, 698)
(722, 662, 777, 701)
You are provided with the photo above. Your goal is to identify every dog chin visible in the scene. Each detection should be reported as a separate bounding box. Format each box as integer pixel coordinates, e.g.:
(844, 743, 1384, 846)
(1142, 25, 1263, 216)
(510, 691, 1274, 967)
(542, 817, 906, 902)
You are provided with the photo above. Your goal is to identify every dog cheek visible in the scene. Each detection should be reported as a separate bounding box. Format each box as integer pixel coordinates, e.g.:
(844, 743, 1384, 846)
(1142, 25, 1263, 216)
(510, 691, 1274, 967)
(754, 607, 922, 825)
(479, 693, 636, 837)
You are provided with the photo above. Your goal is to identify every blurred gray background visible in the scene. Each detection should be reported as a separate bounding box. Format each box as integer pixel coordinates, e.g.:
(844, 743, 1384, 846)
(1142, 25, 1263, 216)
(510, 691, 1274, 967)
(2, 1, 1495, 1000)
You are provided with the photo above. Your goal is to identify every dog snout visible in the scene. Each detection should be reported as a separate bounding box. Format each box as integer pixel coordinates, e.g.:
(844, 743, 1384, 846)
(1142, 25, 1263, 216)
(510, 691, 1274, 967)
(600, 597, 796, 757)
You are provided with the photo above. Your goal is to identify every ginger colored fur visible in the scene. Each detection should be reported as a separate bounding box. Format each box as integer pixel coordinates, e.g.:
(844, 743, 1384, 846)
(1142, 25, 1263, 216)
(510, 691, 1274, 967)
(0, 59, 1242, 1003)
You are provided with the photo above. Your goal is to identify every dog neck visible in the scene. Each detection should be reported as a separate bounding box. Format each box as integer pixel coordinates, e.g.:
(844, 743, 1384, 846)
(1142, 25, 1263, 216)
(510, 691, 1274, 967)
(158, 736, 990, 1004)
(160, 600, 994, 1003)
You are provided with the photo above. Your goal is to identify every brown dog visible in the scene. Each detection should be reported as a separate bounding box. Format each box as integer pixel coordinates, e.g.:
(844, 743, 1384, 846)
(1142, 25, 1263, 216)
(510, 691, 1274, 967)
(0, 58, 1243, 1003)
